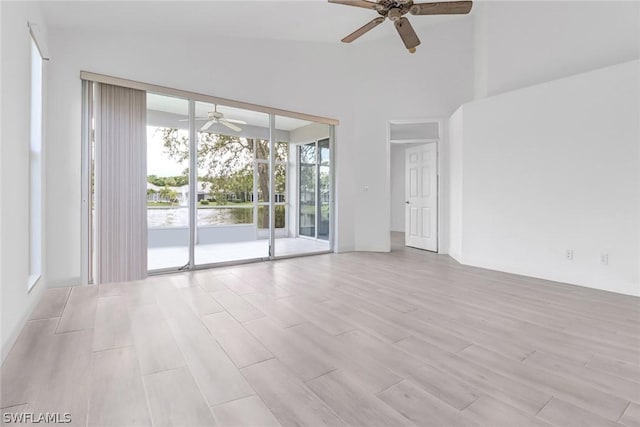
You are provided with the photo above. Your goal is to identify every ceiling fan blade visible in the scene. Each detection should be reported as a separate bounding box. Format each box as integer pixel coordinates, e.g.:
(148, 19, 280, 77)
(410, 1, 472, 15)
(342, 17, 385, 43)
(219, 119, 242, 132)
(328, 0, 380, 10)
(395, 17, 421, 52)
(224, 118, 247, 125)
(200, 120, 214, 131)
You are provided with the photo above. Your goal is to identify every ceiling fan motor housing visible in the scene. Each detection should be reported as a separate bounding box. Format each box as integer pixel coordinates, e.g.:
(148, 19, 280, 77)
(388, 8, 403, 21)
(376, 0, 412, 17)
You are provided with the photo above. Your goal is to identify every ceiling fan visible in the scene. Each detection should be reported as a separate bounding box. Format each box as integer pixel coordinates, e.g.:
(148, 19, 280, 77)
(181, 105, 247, 132)
(328, 0, 472, 53)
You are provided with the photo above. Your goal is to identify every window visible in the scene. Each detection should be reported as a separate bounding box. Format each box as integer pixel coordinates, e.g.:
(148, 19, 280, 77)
(28, 36, 43, 290)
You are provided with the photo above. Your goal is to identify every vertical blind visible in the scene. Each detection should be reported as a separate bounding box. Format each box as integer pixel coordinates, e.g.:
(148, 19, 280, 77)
(94, 83, 147, 284)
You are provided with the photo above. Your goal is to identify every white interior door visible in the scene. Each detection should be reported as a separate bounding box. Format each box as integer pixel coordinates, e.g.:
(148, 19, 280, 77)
(405, 143, 438, 251)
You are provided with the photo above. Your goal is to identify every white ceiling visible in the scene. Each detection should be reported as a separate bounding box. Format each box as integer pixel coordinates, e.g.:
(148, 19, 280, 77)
(38, 0, 467, 44)
(147, 92, 313, 130)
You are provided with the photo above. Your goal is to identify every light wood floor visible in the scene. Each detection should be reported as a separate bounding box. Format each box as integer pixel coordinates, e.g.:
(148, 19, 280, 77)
(2, 234, 639, 426)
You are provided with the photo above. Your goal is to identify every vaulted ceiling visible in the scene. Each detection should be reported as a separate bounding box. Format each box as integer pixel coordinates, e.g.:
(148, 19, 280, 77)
(38, 1, 468, 43)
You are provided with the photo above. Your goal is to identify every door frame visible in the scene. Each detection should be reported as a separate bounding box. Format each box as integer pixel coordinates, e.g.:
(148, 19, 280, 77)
(387, 118, 446, 254)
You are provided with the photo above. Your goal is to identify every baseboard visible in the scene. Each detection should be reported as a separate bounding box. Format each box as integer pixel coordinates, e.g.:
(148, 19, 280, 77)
(353, 245, 391, 253)
(460, 257, 640, 298)
(1, 282, 46, 363)
(448, 251, 463, 264)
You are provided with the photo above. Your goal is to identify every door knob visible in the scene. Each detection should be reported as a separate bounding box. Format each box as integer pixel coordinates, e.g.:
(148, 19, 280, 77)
(405, 201, 410, 204)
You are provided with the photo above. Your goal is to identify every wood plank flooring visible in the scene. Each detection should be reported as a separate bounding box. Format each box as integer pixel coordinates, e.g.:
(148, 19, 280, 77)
(2, 234, 639, 426)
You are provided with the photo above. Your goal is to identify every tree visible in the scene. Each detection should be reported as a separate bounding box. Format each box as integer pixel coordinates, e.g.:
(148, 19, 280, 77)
(158, 128, 287, 227)
(159, 186, 178, 204)
(147, 174, 189, 187)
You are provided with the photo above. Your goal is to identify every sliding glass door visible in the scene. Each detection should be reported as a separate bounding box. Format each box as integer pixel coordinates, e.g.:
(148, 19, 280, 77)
(192, 101, 270, 265)
(146, 93, 190, 271)
(145, 95, 336, 272)
(84, 80, 335, 280)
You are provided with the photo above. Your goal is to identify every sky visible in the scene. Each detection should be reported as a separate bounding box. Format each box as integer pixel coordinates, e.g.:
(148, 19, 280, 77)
(147, 126, 188, 177)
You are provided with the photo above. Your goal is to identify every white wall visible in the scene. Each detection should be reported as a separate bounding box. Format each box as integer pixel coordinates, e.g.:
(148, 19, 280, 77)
(356, 17, 475, 251)
(450, 61, 640, 296)
(0, 1, 49, 360)
(389, 144, 405, 232)
(473, 1, 640, 98)
(447, 107, 463, 261)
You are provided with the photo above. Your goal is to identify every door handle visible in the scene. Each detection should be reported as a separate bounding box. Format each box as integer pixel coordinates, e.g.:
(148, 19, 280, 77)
(405, 201, 410, 204)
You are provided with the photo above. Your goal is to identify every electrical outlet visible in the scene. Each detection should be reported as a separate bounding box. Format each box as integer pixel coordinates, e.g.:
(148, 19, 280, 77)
(565, 249, 573, 261)
(601, 254, 609, 265)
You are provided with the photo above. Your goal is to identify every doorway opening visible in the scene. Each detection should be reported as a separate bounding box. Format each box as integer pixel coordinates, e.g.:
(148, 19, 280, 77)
(388, 119, 442, 253)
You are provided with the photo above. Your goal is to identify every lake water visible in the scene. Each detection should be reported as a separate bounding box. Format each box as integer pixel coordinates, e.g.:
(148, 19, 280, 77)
(148, 207, 252, 228)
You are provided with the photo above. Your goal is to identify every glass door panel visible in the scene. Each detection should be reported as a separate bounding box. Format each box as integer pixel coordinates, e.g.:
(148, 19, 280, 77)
(274, 159, 287, 233)
(299, 142, 317, 238)
(268, 132, 290, 256)
(256, 160, 270, 238)
(318, 138, 330, 241)
(146, 93, 190, 271)
(194, 101, 269, 265)
(274, 115, 330, 257)
(255, 138, 270, 241)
